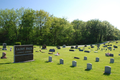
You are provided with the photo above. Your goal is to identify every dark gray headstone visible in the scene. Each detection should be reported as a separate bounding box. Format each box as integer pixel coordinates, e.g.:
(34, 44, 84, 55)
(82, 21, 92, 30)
(87, 63, 92, 70)
(84, 56, 87, 60)
(60, 59, 64, 64)
(49, 56, 52, 62)
(108, 47, 112, 51)
(49, 49, 55, 52)
(104, 66, 111, 74)
(72, 61, 77, 67)
(2, 43, 7, 50)
(110, 58, 114, 63)
(96, 57, 99, 62)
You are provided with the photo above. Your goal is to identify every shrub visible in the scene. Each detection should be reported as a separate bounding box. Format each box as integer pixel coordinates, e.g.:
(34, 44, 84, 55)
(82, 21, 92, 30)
(15, 42, 21, 45)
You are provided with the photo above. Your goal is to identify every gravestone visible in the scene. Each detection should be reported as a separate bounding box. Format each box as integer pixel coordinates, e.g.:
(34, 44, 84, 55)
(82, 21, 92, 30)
(79, 49, 83, 51)
(84, 44, 87, 47)
(90, 44, 94, 48)
(113, 45, 118, 48)
(74, 57, 80, 59)
(71, 46, 74, 49)
(103, 45, 107, 47)
(84, 50, 90, 53)
(108, 47, 112, 51)
(101, 48, 103, 51)
(96, 57, 99, 62)
(14, 45, 33, 63)
(42, 44, 46, 49)
(110, 54, 114, 57)
(97, 44, 100, 50)
(113, 48, 115, 50)
(48, 52, 53, 54)
(2, 43, 7, 50)
(49, 49, 55, 52)
(60, 59, 64, 64)
(83, 47, 85, 50)
(72, 61, 77, 67)
(1, 52, 7, 59)
(87, 63, 92, 70)
(49, 56, 52, 62)
(110, 58, 114, 63)
(69, 49, 74, 51)
(63, 44, 66, 48)
(56, 46, 61, 49)
(84, 56, 87, 60)
(104, 66, 111, 74)
(75, 45, 78, 49)
(79, 48, 83, 51)
(94, 51, 98, 53)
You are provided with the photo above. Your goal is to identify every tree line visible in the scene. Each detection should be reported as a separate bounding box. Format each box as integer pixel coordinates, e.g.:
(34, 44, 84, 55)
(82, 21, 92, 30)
(0, 8, 120, 45)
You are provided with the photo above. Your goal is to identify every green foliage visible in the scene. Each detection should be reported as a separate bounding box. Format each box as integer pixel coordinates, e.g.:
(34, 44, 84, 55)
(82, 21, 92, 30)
(0, 8, 120, 45)
(15, 42, 21, 45)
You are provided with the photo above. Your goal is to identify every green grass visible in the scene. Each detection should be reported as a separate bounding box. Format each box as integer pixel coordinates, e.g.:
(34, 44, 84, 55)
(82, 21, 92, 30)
(0, 41, 120, 80)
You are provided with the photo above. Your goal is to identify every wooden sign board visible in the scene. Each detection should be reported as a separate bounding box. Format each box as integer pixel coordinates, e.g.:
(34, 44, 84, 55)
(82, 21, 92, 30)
(14, 45, 33, 63)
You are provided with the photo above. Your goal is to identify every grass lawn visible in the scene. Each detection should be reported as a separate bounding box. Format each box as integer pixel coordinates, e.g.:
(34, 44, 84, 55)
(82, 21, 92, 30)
(0, 41, 120, 80)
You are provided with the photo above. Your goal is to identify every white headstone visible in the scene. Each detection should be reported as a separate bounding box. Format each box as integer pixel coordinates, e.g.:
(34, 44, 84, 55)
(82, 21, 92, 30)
(110, 58, 114, 63)
(87, 63, 92, 70)
(49, 56, 52, 62)
(96, 57, 99, 62)
(94, 51, 98, 53)
(104, 66, 111, 74)
(84, 56, 87, 60)
(72, 61, 77, 67)
(60, 59, 64, 64)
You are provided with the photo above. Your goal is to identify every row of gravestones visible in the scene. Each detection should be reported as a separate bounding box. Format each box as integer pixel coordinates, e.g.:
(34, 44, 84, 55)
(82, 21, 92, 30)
(48, 56, 111, 74)
(83, 56, 114, 63)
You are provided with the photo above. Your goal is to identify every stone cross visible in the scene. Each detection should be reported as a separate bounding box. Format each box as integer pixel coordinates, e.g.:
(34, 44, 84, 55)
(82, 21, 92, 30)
(104, 66, 111, 74)
(72, 61, 77, 67)
(84, 56, 87, 60)
(87, 63, 92, 70)
(110, 58, 114, 63)
(60, 59, 64, 64)
(96, 57, 99, 62)
(49, 56, 52, 62)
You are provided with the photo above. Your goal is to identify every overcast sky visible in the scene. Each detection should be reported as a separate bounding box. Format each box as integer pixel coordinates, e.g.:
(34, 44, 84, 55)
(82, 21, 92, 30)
(0, 0, 120, 29)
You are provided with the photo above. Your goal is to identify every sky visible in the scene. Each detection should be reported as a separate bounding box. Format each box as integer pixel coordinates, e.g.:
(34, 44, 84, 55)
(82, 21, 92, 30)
(0, 0, 120, 29)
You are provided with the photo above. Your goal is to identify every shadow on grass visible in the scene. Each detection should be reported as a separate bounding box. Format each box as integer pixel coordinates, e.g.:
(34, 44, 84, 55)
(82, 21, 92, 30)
(0, 62, 13, 65)
(57, 63, 61, 65)
(103, 73, 111, 76)
(45, 61, 53, 63)
(45, 61, 49, 63)
(57, 63, 64, 65)
(85, 69, 91, 71)
(70, 65, 76, 68)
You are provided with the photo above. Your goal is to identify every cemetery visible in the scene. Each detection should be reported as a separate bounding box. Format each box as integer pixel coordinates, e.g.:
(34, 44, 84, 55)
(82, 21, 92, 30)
(0, 41, 120, 80)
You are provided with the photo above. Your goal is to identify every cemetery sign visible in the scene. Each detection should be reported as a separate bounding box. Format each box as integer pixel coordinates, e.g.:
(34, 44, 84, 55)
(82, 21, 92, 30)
(14, 45, 33, 63)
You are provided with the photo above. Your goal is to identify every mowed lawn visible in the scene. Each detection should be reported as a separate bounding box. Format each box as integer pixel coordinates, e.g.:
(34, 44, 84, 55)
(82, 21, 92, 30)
(0, 41, 120, 80)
